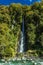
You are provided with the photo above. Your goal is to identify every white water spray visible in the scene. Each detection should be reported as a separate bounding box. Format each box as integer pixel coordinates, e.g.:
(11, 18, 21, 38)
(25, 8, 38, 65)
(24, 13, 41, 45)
(19, 19, 24, 53)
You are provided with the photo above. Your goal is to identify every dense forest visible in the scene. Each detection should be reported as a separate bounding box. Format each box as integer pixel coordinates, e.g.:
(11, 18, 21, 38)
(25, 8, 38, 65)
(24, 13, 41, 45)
(0, 1, 43, 59)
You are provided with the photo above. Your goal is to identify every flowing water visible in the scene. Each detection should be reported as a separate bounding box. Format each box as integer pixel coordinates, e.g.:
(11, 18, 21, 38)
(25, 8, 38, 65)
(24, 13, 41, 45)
(19, 19, 25, 53)
(0, 59, 43, 65)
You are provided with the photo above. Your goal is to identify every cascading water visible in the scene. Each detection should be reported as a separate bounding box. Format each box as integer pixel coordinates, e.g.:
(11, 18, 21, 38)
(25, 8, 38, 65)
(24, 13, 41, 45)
(19, 19, 25, 53)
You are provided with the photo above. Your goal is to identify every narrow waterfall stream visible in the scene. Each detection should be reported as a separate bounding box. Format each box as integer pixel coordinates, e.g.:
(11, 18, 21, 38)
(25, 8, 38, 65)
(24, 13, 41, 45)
(19, 19, 25, 53)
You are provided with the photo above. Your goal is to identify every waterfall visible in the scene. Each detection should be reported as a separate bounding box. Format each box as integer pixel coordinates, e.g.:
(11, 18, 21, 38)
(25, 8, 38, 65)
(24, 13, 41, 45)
(19, 19, 24, 53)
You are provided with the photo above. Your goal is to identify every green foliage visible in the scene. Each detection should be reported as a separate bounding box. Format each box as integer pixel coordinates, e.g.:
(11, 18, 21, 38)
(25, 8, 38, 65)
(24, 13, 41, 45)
(4, 47, 15, 57)
(0, 4, 21, 58)
(0, 23, 17, 58)
(0, 13, 11, 24)
(40, 33, 43, 46)
(9, 3, 22, 24)
(0, 1, 43, 58)
(24, 1, 43, 57)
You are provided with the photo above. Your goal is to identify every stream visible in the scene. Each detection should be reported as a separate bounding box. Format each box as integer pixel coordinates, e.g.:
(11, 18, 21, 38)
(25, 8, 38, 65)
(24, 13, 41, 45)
(0, 59, 43, 65)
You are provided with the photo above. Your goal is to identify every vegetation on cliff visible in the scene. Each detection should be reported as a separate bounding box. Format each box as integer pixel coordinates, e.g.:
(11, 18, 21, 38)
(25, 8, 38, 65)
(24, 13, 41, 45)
(0, 1, 43, 59)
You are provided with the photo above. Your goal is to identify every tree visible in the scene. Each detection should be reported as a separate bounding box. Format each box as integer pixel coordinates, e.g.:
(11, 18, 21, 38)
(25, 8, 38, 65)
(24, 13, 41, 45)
(0, 23, 17, 58)
(39, 33, 43, 46)
(0, 14, 11, 24)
